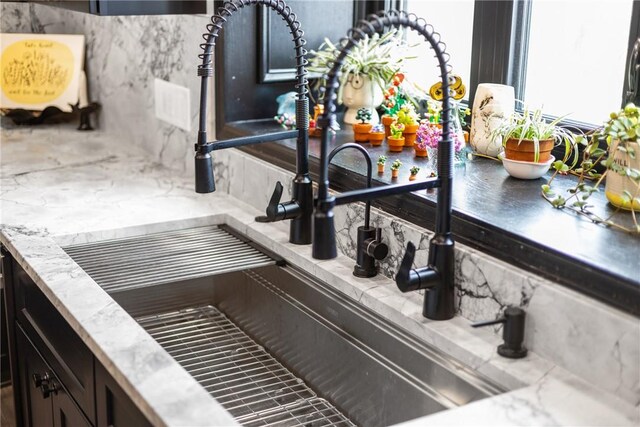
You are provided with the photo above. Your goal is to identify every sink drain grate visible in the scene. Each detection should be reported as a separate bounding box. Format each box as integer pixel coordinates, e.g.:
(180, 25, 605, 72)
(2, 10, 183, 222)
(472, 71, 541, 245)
(136, 306, 355, 427)
(63, 225, 276, 293)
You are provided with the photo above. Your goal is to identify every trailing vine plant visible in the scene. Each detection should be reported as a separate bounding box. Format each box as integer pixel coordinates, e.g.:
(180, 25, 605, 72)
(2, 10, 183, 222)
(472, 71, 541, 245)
(541, 103, 640, 233)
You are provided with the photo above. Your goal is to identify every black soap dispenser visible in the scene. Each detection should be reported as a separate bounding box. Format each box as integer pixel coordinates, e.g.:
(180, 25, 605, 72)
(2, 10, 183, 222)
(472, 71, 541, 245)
(472, 306, 528, 359)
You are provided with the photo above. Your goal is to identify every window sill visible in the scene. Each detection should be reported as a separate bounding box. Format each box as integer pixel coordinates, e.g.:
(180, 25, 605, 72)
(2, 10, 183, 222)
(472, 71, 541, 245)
(220, 119, 639, 316)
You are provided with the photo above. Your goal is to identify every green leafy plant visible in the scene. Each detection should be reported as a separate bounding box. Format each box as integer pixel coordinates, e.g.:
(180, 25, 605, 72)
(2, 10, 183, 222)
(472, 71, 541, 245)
(542, 103, 640, 233)
(390, 122, 405, 139)
(309, 29, 416, 104)
(491, 105, 580, 165)
(391, 159, 402, 171)
(410, 166, 420, 175)
(377, 155, 387, 166)
(356, 108, 372, 124)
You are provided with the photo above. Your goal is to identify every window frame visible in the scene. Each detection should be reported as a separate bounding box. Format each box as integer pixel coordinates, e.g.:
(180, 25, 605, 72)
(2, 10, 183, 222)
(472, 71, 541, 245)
(464, 0, 640, 129)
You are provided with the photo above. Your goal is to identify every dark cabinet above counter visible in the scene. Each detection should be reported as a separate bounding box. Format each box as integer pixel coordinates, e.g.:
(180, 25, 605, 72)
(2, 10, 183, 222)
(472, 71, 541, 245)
(17, 1, 207, 15)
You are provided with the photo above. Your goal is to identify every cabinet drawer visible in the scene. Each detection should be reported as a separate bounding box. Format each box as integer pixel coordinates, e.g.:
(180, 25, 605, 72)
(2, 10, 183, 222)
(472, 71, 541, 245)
(16, 324, 92, 427)
(13, 260, 95, 421)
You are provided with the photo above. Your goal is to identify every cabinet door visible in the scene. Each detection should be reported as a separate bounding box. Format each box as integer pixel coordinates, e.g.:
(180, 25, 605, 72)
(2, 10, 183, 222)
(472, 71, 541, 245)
(15, 324, 54, 427)
(53, 388, 93, 427)
(95, 362, 152, 427)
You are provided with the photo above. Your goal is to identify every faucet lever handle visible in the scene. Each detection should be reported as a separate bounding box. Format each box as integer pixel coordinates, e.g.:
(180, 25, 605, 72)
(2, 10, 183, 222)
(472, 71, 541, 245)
(395, 242, 418, 292)
(266, 181, 284, 220)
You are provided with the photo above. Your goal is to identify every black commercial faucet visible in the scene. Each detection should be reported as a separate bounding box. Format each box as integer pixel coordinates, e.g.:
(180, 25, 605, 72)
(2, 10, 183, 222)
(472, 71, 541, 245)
(328, 143, 389, 278)
(313, 10, 456, 320)
(194, 0, 313, 244)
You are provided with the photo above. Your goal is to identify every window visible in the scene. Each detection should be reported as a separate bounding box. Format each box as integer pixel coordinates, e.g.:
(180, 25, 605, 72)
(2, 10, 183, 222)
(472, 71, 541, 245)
(522, 0, 634, 124)
(403, 0, 475, 100)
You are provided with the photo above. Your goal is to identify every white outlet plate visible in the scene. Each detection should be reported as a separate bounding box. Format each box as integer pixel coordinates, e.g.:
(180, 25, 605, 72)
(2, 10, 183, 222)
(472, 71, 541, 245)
(154, 78, 191, 132)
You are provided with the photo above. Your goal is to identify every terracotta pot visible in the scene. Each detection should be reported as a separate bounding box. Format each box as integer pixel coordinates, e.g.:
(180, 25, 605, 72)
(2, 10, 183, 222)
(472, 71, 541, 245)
(504, 138, 554, 162)
(377, 163, 385, 174)
(409, 174, 417, 181)
(369, 132, 385, 146)
(387, 136, 405, 152)
(353, 123, 373, 142)
(391, 169, 399, 178)
(403, 123, 419, 147)
(414, 147, 428, 157)
(382, 115, 395, 137)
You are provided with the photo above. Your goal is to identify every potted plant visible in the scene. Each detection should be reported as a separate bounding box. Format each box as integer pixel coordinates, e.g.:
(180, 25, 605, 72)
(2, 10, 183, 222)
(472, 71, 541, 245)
(542, 103, 640, 232)
(396, 104, 420, 147)
(390, 159, 402, 179)
(388, 122, 405, 152)
(414, 122, 437, 157)
(377, 155, 387, 174)
(309, 29, 415, 124)
(381, 72, 410, 136)
(409, 166, 420, 181)
(369, 124, 385, 147)
(491, 106, 579, 164)
(353, 108, 373, 142)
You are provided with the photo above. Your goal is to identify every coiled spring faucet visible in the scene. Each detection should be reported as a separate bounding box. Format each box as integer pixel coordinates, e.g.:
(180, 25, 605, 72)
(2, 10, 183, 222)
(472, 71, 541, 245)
(313, 10, 456, 320)
(195, 0, 313, 244)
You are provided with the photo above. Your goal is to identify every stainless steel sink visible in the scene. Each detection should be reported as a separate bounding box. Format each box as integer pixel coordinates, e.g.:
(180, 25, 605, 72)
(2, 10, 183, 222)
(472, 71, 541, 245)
(64, 226, 503, 427)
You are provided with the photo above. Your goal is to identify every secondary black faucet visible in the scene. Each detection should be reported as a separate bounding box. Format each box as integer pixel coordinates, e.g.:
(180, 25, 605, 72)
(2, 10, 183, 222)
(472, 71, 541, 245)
(328, 143, 388, 278)
(194, 0, 314, 245)
(313, 10, 456, 320)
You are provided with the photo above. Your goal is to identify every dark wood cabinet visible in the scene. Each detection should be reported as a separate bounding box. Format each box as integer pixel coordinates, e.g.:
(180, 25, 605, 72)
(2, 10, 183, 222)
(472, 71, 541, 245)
(16, 1, 206, 15)
(2, 248, 151, 427)
(16, 325, 92, 427)
(95, 363, 152, 427)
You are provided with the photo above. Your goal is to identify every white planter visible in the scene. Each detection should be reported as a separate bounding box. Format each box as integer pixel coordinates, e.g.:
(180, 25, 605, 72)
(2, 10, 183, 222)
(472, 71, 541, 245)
(605, 140, 640, 210)
(342, 74, 383, 125)
(470, 83, 515, 157)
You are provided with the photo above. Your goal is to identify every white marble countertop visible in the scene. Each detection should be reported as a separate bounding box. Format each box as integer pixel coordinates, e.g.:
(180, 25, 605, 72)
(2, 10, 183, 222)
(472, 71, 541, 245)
(1, 124, 638, 426)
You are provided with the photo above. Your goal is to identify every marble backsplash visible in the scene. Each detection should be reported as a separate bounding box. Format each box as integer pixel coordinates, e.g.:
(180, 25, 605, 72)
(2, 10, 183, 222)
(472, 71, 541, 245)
(1, 2, 206, 174)
(214, 147, 640, 408)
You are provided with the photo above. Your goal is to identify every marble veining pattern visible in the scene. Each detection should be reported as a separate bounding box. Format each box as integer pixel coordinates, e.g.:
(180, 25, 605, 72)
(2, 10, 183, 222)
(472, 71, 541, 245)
(1, 3, 208, 175)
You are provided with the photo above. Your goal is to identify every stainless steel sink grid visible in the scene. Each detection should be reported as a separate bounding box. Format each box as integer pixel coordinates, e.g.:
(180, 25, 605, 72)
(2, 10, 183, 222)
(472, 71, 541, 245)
(63, 225, 275, 292)
(69, 225, 504, 426)
(137, 306, 354, 427)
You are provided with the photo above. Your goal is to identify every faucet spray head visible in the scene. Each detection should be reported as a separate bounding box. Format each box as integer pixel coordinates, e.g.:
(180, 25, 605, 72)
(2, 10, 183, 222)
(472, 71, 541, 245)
(195, 130, 215, 193)
(195, 150, 215, 193)
(312, 197, 337, 259)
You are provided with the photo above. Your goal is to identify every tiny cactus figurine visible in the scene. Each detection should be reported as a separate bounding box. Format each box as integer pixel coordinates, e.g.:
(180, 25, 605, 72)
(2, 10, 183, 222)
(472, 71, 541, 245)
(377, 155, 387, 174)
(388, 122, 405, 152)
(409, 166, 420, 181)
(390, 122, 405, 139)
(390, 159, 402, 179)
(353, 108, 373, 142)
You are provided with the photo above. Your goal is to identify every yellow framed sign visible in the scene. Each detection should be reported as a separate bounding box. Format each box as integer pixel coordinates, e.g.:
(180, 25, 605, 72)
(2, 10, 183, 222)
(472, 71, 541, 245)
(1, 33, 85, 112)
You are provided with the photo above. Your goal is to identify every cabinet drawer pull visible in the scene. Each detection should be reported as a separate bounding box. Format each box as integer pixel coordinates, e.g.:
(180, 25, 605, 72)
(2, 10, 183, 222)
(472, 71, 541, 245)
(32, 371, 60, 398)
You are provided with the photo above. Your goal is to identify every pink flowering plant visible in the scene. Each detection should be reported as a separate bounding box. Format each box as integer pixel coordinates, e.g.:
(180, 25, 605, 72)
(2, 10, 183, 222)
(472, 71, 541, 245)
(415, 123, 464, 152)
